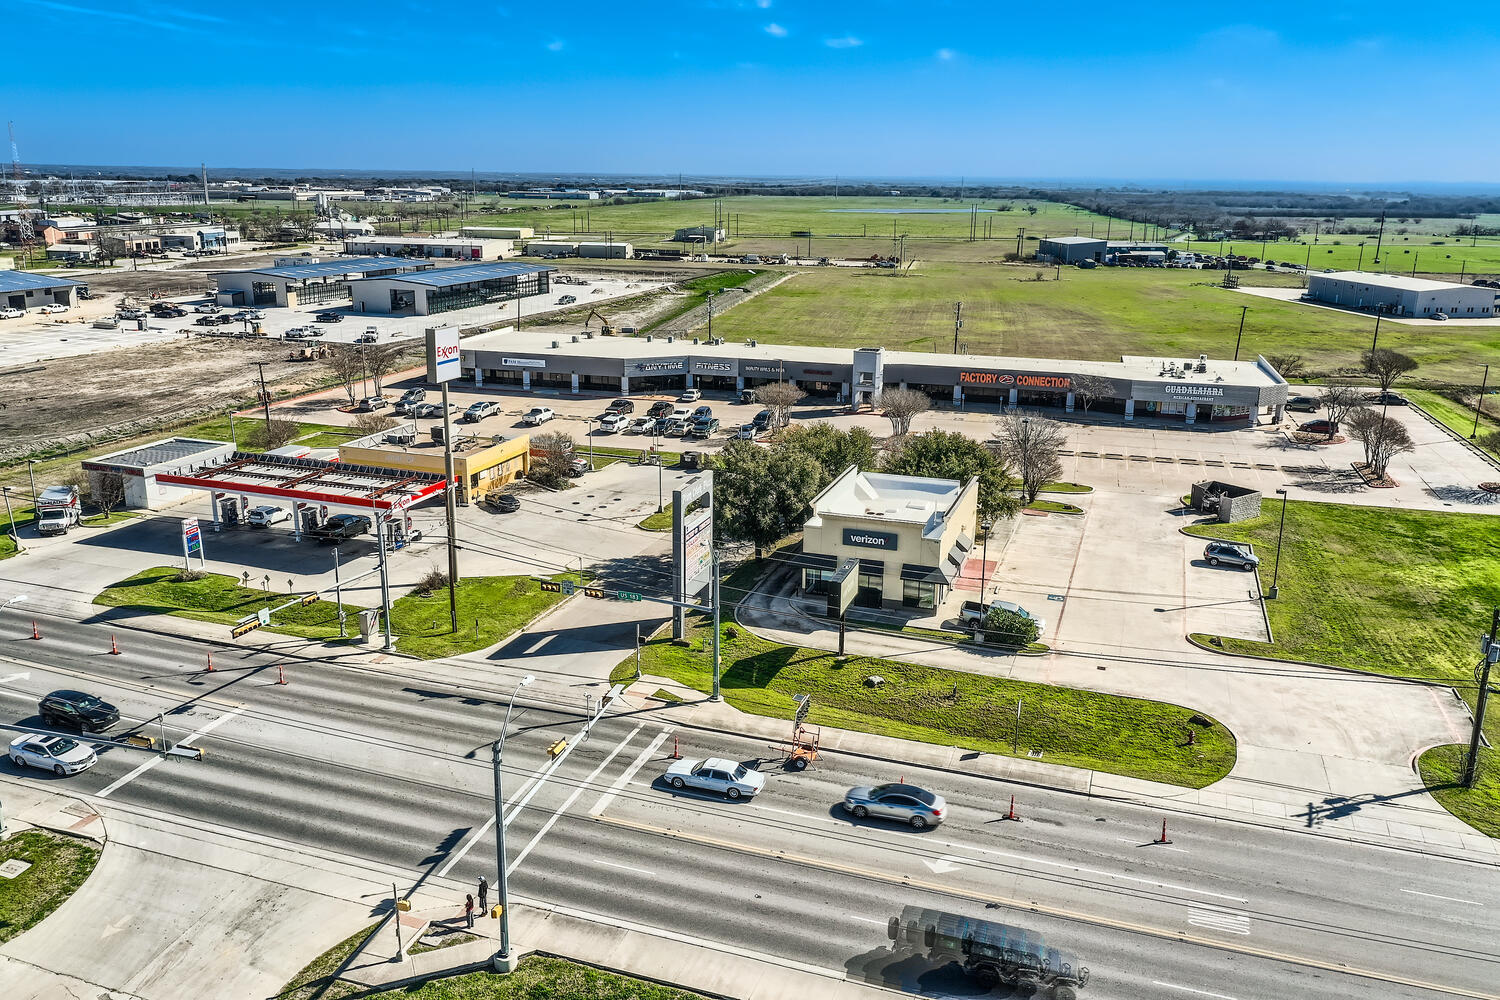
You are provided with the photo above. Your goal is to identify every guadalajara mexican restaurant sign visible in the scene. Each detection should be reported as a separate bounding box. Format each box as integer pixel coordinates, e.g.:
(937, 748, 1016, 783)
(958, 371, 1072, 390)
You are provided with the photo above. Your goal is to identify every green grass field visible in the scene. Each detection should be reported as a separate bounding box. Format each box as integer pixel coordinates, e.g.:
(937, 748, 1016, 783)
(0, 830, 100, 945)
(388, 574, 581, 659)
(1183, 236, 1500, 276)
(708, 262, 1500, 382)
(94, 566, 356, 642)
(615, 617, 1234, 787)
(1418, 745, 1500, 839)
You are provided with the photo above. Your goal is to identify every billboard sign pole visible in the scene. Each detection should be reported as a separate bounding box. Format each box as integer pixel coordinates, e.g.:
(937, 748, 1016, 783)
(182, 517, 204, 571)
(426, 326, 462, 634)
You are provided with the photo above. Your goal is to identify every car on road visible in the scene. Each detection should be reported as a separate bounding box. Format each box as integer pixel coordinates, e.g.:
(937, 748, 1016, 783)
(485, 494, 521, 513)
(0, 307, 25, 319)
(247, 505, 290, 527)
(9, 734, 97, 776)
(463, 401, 500, 422)
(1203, 541, 1259, 570)
(678, 388, 702, 402)
(664, 757, 766, 799)
(413, 401, 456, 419)
(646, 401, 674, 419)
(311, 513, 372, 543)
(38, 690, 120, 733)
(193, 303, 220, 314)
(521, 406, 555, 426)
(606, 398, 635, 414)
(842, 782, 946, 829)
(1285, 395, 1320, 412)
(1366, 391, 1409, 406)
(1299, 419, 1338, 436)
(315, 312, 343, 323)
(38, 303, 69, 314)
(1432, 313, 1450, 322)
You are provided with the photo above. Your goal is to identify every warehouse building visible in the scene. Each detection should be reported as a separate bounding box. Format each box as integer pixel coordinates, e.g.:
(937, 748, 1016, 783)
(797, 466, 978, 612)
(0, 270, 84, 309)
(1305, 271, 1495, 319)
(342, 236, 515, 261)
(214, 256, 431, 309)
(337, 425, 531, 505)
(1037, 236, 1106, 264)
(350, 261, 554, 316)
(462, 226, 534, 240)
(523, 240, 579, 258)
(577, 241, 632, 259)
(674, 225, 726, 243)
(459, 334, 1289, 425)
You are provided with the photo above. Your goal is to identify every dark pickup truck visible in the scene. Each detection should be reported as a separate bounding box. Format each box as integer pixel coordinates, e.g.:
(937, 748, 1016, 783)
(310, 514, 371, 544)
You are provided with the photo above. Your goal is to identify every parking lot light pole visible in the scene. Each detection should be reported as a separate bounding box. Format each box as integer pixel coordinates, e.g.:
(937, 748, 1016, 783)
(1268, 488, 1289, 599)
(493, 674, 534, 971)
(980, 519, 992, 601)
(332, 546, 346, 638)
(376, 511, 395, 653)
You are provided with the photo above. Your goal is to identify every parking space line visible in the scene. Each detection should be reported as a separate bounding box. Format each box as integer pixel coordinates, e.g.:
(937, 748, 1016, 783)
(508, 723, 644, 875)
(96, 706, 244, 799)
(589, 729, 670, 817)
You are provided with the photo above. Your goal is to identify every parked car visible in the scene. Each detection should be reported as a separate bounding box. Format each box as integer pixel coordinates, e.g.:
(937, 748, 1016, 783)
(1432, 313, 1450, 322)
(557, 294, 577, 305)
(247, 505, 290, 527)
(627, 416, 655, 434)
(957, 599, 1045, 634)
(193, 303, 220, 314)
(1203, 541, 1259, 570)
(842, 782, 947, 829)
(692, 405, 713, 419)
(1366, 391, 1409, 406)
(752, 409, 773, 431)
(397, 387, 427, 405)
(738, 388, 757, 404)
(38, 690, 119, 733)
(194, 314, 233, 326)
(464, 401, 500, 422)
(521, 406, 554, 426)
(606, 398, 635, 414)
(485, 494, 521, 513)
(413, 402, 456, 419)
(690, 417, 720, 438)
(664, 757, 766, 800)
(151, 304, 187, 317)
(284, 327, 311, 340)
(597, 412, 628, 433)
(243, 309, 267, 320)
(311, 513, 372, 544)
(9, 734, 97, 776)
(0, 307, 24, 319)
(354, 332, 378, 344)
(359, 396, 389, 412)
(1285, 395, 1321, 412)
(1299, 419, 1338, 435)
(315, 312, 343, 323)
(736, 423, 757, 440)
(646, 400, 674, 419)
(38, 303, 68, 314)
(679, 388, 702, 402)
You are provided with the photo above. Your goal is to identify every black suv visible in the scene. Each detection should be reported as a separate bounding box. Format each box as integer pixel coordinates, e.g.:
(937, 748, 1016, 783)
(39, 690, 120, 733)
(311, 514, 372, 544)
(1285, 395, 1320, 412)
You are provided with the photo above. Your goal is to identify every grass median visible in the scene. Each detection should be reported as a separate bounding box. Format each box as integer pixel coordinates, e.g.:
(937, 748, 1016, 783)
(613, 616, 1235, 788)
(95, 566, 355, 642)
(389, 573, 585, 659)
(0, 830, 100, 945)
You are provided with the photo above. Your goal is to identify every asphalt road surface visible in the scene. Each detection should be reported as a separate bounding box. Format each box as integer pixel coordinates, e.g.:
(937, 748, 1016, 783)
(0, 610, 1496, 999)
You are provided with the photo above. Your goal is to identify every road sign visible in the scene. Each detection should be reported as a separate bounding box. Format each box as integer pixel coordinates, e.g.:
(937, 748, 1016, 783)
(792, 693, 812, 726)
(257, 607, 271, 625)
(617, 590, 643, 602)
(561, 580, 576, 596)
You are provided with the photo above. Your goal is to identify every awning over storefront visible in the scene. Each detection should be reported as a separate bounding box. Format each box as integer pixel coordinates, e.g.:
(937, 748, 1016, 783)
(955, 530, 974, 552)
(790, 551, 884, 574)
(900, 562, 959, 585)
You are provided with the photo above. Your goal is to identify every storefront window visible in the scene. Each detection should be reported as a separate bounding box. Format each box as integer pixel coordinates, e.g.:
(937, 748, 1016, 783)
(856, 573, 882, 608)
(903, 580, 935, 609)
(803, 569, 831, 595)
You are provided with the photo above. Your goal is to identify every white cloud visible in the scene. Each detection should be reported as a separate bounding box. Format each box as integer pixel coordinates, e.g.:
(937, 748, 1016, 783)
(755, 0, 772, 7)
(764, 22, 786, 37)
(936, 48, 956, 60)
(545, 38, 565, 51)
(824, 36, 862, 49)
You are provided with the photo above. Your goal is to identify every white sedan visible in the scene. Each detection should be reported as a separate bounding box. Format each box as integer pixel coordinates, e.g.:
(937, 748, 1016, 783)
(664, 757, 766, 800)
(9, 734, 97, 776)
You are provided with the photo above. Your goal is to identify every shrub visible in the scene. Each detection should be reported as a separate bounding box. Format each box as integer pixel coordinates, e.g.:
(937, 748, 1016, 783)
(979, 607, 1040, 646)
(415, 566, 450, 594)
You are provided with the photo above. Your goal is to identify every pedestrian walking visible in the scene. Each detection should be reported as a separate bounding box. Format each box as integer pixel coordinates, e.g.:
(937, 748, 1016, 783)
(477, 875, 489, 916)
(465, 893, 475, 929)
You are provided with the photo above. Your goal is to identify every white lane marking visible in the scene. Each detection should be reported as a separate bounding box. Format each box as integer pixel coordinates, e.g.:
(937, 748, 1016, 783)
(437, 745, 570, 878)
(589, 729, 670, 817)
(96, 707, 243, 799)
(1152, 983, 1239, 1000)
(922, 855, 963, 874)
(522, 635, 550, 655)
(508, 723, 644, 875)
(0, 672, 31, 684)
(1401, 887, 1483, 906)
(848, 915, 887, 925)
(1187, 909, 1251, 935)
(595, 859, 655, 876)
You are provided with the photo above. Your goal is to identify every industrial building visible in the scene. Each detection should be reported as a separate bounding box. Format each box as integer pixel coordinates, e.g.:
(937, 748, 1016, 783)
(522, 241, 579, 259)
(577, 241, 633, 259)
(797, 467, 978, 611)
(1305, 271, 1495, 319)
(0, 270, 84, 310)
(81, 438, 236, 510)
(342, 236, 516, 261)
(350, 261, 554, 317)
(45, 243, 99, 263)
(337, 426, 531, 504)
(213, 256, 431, 309)
(158, 226, 231, 251)
(673, 226, 726, 243)
(459, 334, 1289, 425)
(1037, 236, 1107, 264)
(461, 226, 534, 240)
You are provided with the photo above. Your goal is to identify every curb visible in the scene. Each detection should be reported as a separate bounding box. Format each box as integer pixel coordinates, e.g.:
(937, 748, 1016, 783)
(1182, 632, 1472, 694)
(1409, 395, 1500, 474)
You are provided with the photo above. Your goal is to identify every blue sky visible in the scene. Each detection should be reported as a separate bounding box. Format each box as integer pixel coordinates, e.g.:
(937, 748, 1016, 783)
(10, 0, 1499, 182)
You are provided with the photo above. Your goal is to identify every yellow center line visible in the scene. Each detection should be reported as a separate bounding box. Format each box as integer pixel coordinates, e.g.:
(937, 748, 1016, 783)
(595, 814, 1499, 1000)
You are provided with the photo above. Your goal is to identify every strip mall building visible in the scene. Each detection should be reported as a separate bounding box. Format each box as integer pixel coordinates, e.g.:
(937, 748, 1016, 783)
(460, 331, 1290, 424)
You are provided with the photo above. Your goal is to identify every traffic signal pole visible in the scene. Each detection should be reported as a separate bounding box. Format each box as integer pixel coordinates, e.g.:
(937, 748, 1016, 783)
(1464, 607, 1500, 788)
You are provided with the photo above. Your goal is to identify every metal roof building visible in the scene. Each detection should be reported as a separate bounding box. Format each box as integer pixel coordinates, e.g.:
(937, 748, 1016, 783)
(350, 262, 555, 317)
(0, 270, 83, 309)
(1306, 270, 1496, 319)
(213, 256, 432, 309)
(82, 437, 237, 509)
(1036, 236, 1106, 264)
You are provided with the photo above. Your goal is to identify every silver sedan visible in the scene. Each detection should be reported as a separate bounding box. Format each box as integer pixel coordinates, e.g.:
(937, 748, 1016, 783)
(842, 782, 947, 829)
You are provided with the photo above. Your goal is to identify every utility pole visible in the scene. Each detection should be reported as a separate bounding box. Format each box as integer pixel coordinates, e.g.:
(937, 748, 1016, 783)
(952, 302, 963, 353)
(1463, 608, 1500, 788)
(710, 548, 721, 702)
(1472, 365, 1490, 439)
(253, 362, 273, 438)
(1373, 210, 1387, 264)
(1233, 305, 1249, 361)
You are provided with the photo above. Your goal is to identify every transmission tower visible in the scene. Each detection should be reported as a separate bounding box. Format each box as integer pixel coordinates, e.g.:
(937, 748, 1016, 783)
(8, 122, 35, 248)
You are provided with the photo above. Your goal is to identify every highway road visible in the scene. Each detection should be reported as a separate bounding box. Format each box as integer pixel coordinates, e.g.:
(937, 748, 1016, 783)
(1, 610, 1496, 999)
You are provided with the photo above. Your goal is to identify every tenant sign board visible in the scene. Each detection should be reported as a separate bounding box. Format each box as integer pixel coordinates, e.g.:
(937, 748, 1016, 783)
(625, 357, 688, 376)
(842, 527, 899, 550)
(690, 358, 738, 376)
(958, 371, 1073, 390)
(501, 356, 547, 369)
(425, 326, 462, 383)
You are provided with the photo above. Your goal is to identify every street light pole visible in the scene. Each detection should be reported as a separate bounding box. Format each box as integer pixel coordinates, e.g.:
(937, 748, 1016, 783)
(492, 674, 534, 970)
(980, 519, 992, 602)
(1268, 488, 1288, 599)
(1472, 365, 1490, 439)
(1233, 305, 1249, 362)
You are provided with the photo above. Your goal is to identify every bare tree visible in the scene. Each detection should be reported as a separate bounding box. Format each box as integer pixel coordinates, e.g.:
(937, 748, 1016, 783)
(351, 412, 396, 436)
(250, 418, 300, 450)
(1361, 348, 1418, 395)
(1267, 354, 1307, 381)
(994, 413, 1065, 504)
(324, 346, 367, 406)
(1320, 382, 1362, 437)
(93, 472, 127, 516)
(364, 342, 409, 398)
(754, 382, 804, 431)
(1069, 374, 1116, 414)
(873, 387, 930, 436)
(1348, 408, 1414, 478)
(529, 429, 576, 488)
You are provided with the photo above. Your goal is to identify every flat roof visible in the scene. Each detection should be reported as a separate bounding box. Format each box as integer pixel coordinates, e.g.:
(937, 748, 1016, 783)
(0, 271, 81, 292)
(1039, 236, 1105, 245)
(155, 451, 446, 513)
(345, 236, 504, 246)
(356, 261, 555, 288)
(86, 437, 228, 469)
(814, 469, 962, 524)
(238, 256, 427, 281)
(1312, 270, 1468, 293)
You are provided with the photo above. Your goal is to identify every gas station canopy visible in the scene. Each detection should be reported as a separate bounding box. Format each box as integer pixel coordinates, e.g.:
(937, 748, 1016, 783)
(155, 451, 447, 515)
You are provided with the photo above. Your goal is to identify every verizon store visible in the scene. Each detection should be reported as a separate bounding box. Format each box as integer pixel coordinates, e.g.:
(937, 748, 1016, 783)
(459, 332, 1289, 425)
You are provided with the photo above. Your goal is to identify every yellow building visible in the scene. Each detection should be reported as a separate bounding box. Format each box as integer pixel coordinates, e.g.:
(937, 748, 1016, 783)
(338, 431, 531, 505)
